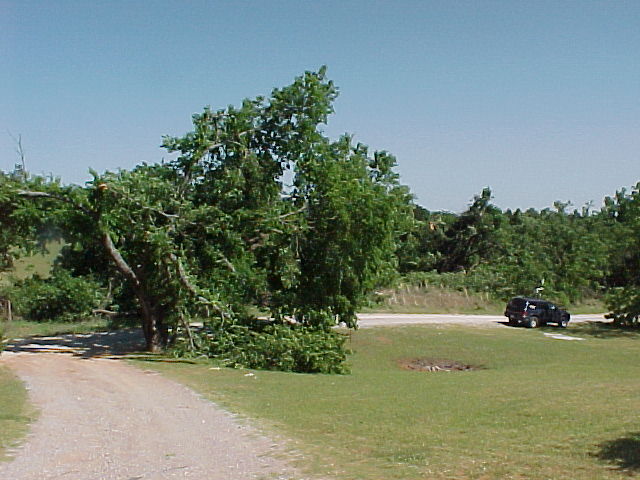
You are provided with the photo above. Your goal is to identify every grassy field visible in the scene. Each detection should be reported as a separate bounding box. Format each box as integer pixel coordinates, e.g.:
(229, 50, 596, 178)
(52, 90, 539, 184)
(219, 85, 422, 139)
(0, 240, 63, 286)
(144, 323, 640, 479)
(0, 366, 35, 461)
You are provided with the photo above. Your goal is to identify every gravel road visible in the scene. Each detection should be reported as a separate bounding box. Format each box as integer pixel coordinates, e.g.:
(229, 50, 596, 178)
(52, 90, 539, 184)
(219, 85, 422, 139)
(356, 312, 608, 328)
(0, 333, 297, 480)
(0, 313, 608, 479)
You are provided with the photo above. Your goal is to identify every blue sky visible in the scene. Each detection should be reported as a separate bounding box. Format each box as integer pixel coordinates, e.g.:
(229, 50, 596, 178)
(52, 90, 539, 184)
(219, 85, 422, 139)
(2, 0, 638, 212)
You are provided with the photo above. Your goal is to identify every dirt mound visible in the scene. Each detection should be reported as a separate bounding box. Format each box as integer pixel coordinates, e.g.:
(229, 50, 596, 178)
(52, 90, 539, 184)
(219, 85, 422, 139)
(398, 357, 478, 372)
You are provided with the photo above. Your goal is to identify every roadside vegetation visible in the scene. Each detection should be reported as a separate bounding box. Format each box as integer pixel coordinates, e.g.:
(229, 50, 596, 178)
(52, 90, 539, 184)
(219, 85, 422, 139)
(370, 276, 606, 315)
(145, 324, 640, 480)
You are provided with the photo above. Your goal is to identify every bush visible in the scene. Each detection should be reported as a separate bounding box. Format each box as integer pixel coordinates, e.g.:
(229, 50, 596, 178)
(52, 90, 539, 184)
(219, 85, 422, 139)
(606, 286, 640, 327)
(173, 319, 350, 374)
(4, 269, 103, 322)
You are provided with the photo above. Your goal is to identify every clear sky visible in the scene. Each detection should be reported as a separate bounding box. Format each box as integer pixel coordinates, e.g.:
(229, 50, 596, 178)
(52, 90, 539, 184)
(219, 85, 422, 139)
(2, 0, 638, 212)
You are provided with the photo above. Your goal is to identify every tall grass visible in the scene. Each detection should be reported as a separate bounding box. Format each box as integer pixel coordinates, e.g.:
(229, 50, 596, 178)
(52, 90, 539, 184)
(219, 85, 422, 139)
(367, 283, 504, 314)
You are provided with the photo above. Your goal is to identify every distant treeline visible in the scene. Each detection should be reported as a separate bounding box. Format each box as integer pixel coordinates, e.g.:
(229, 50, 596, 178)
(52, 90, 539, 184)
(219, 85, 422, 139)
(397, 185, 640, 321)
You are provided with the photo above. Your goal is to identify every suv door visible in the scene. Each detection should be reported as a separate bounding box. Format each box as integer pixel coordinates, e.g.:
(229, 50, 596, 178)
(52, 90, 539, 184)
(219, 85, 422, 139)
(548, 304, 560, 323)
(539, 303, 551, 323)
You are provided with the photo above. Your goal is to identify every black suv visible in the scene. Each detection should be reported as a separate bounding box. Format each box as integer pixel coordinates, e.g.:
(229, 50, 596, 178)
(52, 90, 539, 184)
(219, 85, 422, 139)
(504, 297, 570, 328)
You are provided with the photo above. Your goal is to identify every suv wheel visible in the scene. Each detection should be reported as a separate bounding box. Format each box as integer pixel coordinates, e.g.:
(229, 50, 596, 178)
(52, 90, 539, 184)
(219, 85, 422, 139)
(527, 317, 539, 328)
(559, 318, 569, 328)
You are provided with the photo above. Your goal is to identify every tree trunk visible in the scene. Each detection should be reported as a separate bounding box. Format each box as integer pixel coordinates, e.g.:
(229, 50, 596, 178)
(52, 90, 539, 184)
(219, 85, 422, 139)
(100, 231, 167, 352)
(17, 192, 172, 353)
(133, 287, 168, 352)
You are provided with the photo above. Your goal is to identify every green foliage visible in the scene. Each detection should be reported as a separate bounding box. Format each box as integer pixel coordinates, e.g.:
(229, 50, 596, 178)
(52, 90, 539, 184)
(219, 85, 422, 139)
(436, 187, 504, 273)
(2, 67, 410, 366)
(161, 68, 412, 331)
(401, 188, 615, 306)
(173, 320, 350, 374)
(603, 182, 640, 325)
(4, 269, 103, 322)
(0, 171, 62, 273)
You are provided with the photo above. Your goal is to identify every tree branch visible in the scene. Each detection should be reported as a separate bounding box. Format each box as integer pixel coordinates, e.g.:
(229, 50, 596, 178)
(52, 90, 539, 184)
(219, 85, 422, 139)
(101, 231, 140, 288)
(18, 190, 96, 218)
(169, 253, 231, 319)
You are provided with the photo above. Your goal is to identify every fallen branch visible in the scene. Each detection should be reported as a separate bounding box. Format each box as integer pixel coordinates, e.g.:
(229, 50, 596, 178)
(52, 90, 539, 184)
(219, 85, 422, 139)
(169, 253, 231, 320)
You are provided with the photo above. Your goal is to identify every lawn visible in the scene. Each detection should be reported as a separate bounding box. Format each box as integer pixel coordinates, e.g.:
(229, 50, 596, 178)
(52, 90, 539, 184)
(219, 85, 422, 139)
(0, 366, 34, 461)
(145, 323, 640, 479)
(0, 240, 63, 286)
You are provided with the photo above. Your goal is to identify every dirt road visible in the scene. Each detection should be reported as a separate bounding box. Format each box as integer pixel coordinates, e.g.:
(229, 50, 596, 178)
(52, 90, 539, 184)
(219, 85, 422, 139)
(0, 333, 297, 480)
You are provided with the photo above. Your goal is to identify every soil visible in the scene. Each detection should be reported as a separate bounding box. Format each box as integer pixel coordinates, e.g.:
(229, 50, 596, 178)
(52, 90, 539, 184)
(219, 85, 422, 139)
(398, 357, 478, 372)
(0, 331, 300, 480)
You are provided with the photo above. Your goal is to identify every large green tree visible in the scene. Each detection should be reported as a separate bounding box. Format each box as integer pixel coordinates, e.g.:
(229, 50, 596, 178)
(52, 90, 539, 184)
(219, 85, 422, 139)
(603, 182, 640, 325)
(9, 68, 411, 352)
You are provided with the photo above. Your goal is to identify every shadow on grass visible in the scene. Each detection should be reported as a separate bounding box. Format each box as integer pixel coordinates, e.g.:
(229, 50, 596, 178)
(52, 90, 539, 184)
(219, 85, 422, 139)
(595, 432, 640, 472)
(127, 355, 199, 364)
(565, 322, 640, 339)
(497, 320, 640, 341)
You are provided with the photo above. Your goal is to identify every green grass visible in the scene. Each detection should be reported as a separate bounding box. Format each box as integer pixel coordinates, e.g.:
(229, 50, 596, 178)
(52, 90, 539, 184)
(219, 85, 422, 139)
(0, 366, 35, 461)
(142, 323, 640, 479)
(568, 297, 607, 314)
(0, 240, 63, 286)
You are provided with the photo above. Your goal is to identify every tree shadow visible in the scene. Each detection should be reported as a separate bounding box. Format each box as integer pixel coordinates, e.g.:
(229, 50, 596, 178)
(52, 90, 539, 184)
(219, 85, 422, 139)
(3, 329, 146, 358)
(567, 322, 640, 339)
(595, 432, 640, 472)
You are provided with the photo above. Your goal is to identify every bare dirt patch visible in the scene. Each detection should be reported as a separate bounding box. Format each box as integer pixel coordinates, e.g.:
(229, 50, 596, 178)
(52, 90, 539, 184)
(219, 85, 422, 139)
(398, 357, 479, 372)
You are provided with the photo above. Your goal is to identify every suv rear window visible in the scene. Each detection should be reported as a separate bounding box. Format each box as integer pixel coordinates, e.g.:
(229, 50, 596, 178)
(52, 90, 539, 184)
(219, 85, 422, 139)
(508, 298, 527, 310)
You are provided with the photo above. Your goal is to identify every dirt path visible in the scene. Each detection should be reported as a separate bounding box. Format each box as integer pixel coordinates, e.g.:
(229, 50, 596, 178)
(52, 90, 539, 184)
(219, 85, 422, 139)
(0, 333, 297, 480)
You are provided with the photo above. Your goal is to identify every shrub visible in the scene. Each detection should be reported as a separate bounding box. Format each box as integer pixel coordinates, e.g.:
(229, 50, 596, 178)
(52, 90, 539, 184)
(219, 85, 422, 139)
(173, 319, 350, 374)
(5, 269, 103, 322)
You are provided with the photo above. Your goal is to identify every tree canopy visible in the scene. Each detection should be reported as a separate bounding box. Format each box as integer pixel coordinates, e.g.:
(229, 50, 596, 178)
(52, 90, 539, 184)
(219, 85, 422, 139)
(1, 68, 412, 364)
